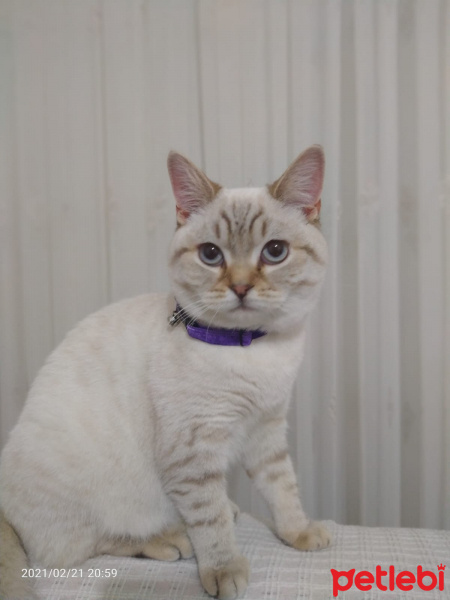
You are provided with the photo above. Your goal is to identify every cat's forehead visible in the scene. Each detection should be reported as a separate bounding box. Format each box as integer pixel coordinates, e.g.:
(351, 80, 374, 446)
(209, 187, 274, 252)
(215, 186, 270, 213)
(174, 185, 308, 257)
(206, 186, 304, 252)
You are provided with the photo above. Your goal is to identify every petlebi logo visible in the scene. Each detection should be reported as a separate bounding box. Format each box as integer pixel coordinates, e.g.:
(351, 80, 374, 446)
(331, 564, 446, 597)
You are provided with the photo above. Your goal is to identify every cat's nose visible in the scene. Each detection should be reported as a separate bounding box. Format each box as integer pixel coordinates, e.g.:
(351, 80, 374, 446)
(231, 283, 253, 300)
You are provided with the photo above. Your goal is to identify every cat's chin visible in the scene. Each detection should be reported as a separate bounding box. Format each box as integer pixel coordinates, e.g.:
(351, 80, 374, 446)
(198, 313, 263, 331)
(227, 306, 262, 328)
(230, 305, 255, 313)
(196, 307, 298, 334)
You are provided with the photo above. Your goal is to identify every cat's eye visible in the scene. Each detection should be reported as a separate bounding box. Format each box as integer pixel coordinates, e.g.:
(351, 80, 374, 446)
(261, 240, 289, 265)
(198, 243, 224, 266)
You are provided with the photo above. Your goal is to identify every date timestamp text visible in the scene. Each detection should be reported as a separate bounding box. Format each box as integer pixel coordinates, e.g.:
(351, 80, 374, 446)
(22, 568, 118, 579)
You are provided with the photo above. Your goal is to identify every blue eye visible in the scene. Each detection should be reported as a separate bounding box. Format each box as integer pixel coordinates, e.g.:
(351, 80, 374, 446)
(199, 243, 224, 266)
(261, 240, 289, 264)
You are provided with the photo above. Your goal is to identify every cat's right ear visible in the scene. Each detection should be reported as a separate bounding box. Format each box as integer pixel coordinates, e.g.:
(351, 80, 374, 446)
(167, 152, 221, 226)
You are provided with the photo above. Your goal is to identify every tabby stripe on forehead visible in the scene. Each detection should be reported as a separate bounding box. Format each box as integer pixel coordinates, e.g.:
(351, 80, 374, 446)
(248, 209, 263, 234)
(261, 219, 268, 237)
(220, 211, 232, 237)
(238, 204, 252, 234)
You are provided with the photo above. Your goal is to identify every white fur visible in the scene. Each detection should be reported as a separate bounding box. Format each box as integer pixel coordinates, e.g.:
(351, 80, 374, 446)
(0, 293, 305, 560)
(0, 148, 329, 600)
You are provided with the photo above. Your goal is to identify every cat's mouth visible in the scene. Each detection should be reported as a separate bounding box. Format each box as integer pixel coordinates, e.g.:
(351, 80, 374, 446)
(230, 300, 255, 312)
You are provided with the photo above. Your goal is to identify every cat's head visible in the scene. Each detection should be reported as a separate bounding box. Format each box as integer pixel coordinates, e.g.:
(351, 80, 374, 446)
(167, 146, 327, 334)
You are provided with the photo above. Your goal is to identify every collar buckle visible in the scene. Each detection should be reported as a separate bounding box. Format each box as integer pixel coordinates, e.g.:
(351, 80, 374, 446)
(168, 302, 267, 347)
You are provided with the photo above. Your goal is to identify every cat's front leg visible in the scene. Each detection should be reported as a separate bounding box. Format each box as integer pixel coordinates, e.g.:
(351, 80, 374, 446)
(165, 469, 249, 600)
(243, 416, 331, 551)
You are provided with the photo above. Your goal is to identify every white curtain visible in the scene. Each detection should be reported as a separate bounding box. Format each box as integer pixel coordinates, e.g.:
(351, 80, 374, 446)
(0, 0, 448, 530)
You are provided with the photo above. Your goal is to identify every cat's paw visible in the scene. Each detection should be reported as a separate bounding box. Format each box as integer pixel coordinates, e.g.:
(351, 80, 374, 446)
(199, 556, 249, 600)
(288, 521, 331, 551)
(142, 525, 194, 561)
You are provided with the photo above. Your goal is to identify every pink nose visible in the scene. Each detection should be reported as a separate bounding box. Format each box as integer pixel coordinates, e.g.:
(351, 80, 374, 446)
(231, 284, 253, 300)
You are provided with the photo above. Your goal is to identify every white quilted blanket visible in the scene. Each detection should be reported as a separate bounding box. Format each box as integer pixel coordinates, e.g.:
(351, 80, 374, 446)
(33, 513, 450, 600)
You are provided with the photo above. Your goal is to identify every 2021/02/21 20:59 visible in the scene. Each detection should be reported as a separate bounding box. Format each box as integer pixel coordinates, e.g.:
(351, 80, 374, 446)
(21, 568, 118, 579)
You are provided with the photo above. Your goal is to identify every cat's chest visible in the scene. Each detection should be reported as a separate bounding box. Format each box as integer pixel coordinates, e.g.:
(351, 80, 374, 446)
(150, 327, 305, 419)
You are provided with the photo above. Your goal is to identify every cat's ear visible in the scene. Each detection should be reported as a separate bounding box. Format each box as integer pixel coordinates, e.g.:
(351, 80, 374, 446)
(268, 145, 324, 222)
(167, 152, 221, 226)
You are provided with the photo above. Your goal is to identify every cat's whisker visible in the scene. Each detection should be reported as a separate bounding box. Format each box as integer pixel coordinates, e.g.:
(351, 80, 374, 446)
(175, 299, 203, 316)
(185, 304, 210, 327)
(172, 299, 205, 324)
(205, 303, 224, 333)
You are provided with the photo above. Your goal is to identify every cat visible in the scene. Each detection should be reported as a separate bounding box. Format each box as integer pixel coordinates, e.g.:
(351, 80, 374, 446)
(0, 145, 330, 600)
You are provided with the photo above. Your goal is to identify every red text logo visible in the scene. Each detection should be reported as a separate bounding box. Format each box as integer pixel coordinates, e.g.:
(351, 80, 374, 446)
(331, 564, 445, 597)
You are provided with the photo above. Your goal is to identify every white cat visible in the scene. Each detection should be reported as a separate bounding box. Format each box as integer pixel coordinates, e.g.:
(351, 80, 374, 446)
(0, 146, 330, 600)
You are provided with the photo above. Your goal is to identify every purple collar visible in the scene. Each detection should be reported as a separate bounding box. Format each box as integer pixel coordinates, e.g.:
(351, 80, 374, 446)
(169, 304, 267, 347)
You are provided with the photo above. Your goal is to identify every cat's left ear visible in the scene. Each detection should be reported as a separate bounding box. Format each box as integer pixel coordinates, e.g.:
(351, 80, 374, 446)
(167, 152, 221, 226)
(268, 145, 324, 222)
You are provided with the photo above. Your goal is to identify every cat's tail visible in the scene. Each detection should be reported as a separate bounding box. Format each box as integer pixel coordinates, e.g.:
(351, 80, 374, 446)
(0, 508, 36, 600)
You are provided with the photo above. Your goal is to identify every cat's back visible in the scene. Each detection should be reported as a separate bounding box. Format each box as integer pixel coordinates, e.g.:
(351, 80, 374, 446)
(55, 291, 170, 360)
(3, 293, 172, 451)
